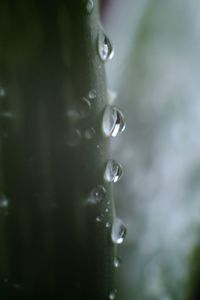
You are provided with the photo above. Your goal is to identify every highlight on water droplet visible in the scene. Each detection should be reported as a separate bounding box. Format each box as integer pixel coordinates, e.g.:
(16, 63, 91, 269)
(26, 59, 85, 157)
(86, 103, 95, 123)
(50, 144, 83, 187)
(111, 217, 127, 244)
(87, 185, 106, 204)
(85, 0, 94, 14)
(114, 256, 121, 268)
(102, 105, 126, 137)
(66, 128, 82, 147)
(88, 89, 97, 100)
(84, 127, 95, 140)
(98, 30, 114, 62)
(109, 289, 118, 300)
(104, 159, 123, 183)
(78, 97, 91, 118)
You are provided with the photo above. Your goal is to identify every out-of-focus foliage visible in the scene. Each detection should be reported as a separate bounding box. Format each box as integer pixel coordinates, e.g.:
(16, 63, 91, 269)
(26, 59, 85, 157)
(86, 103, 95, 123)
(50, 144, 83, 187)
(103, 0, 200, 299)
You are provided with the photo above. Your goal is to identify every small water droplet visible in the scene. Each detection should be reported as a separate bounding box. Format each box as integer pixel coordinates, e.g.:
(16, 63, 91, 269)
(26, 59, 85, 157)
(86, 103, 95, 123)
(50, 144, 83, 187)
(114, 256, 121, 268)
(78, 97, 91, 118)
(0, 87, 5, 97)
(105, 208, 109, 214)
(66, 108, 79, 121)
(98, 30, 114, 62)
(109, 289, 117, 300)
(88, 89, 97, 100)
(111, 217, 127, 244)
(96, 216, 102, 223)
(102, 105, 126, 137)
(106, 221, 111, 228)
(87, 185, 106, 204)
(86, 0, 94, 14)
(66, 129, 82, 147)
(0, 195, 9, 208)
(84, 127, 95, 140)
(104, 159, 123, 183)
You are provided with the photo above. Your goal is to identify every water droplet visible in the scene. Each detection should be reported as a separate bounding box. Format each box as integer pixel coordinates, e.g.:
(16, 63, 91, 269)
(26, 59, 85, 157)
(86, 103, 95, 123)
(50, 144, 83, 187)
(86, 0, 94, 14)
(87, 185, 106, 204)
(96, 216, 102, 223)
(106, 221, 111, 228)
(104, 159, 123, 183)
(84, 127, 95, 140)
(114, 256, 121, 268)
(78, 97, 91, 118)
(66, 129, 82, 147)
(109, 289, 117, 300)
(111, 217, 127, 244)
(102, 105, 126, 137)
(105, 208, 109, 214)
(88, 89, 97, 100)
(0, 87, 5, 97)
(0, 195, 9, 208)
(66, 108, 79, 121)
(98, 30, 114, 62)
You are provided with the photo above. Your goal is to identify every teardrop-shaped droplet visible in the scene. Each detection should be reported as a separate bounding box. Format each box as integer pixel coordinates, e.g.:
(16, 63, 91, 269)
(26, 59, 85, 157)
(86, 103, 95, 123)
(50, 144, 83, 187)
(111, 217, 127, 244)
(66, 129, 82, 147)
(86, 0, 94, 14)
(0, 87, 5, 97)
(87, 185, 106, 204)
(104, 159, 123, 183)
(109, 289, 118, 300)
(102, 105, 126, 137)
(78, 97, 91, 118)
(0, 195, 9, 208)
(114, 256, 121, 268)
(98, 30, 114, 62)
(84, 127, 95, 140)
(88, 89, 97, 100)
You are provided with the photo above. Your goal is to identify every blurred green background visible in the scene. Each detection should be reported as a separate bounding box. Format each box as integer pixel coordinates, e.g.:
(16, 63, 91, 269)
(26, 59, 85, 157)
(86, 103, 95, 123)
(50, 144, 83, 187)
(102, 0, 200, 299)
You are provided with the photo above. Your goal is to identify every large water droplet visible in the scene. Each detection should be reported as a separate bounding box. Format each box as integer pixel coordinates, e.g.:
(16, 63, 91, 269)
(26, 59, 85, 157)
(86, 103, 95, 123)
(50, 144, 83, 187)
(86, 0, 94, 14)
(78, 97, 91, 118)
(66, 129, 82, 147)
(111, 217, 127, 244)
(98, 30, 114, 62)
(102, 105, 126, 137)
(84, 127, 95, 140)
(0, 195, 9, 208)
(88, 89, 97, 100)
(104, 159, 123, 183)
(114, 256, 121, 268)
(109, 289, 118, 300)
(0, 87, 5, 97)
(87, 185, 106, 204)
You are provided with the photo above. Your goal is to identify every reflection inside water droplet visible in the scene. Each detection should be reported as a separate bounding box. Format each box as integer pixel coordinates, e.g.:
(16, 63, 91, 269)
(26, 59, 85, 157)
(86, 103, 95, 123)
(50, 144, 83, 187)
(84, 127, 95, 140)
(86, 0, 94, 14)
(87, 185, 106, 204)
(104, 159, 123, 183)
(102, 105, 126, 137)
(111, 217, 127, 244)
(98, 30, 114, 62)
(88, 89, 97, 100)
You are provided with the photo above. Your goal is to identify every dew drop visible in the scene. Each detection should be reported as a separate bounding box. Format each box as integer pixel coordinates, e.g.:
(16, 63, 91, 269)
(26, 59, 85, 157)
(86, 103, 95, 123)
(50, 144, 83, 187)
(0, 195, 9, 208)
(96, 216, 102, 223)
(84, 127, 95, 140)
(109, 289, 117, 300)
(98, 30, 114, 62)
(104, 159, 123, 183)
(66, 129, 82, 147)
(0, 87, 5, 97)
(86, 0, 94, 14)
(78, 97, 91, 118)
(111, 217, 127, 244)
(87, 185, 106, 204)
(88, 89, 97, 100)
(106, 221, 111, 228)
(114, 256, 121, 268)
(102, 105, 126, 137)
